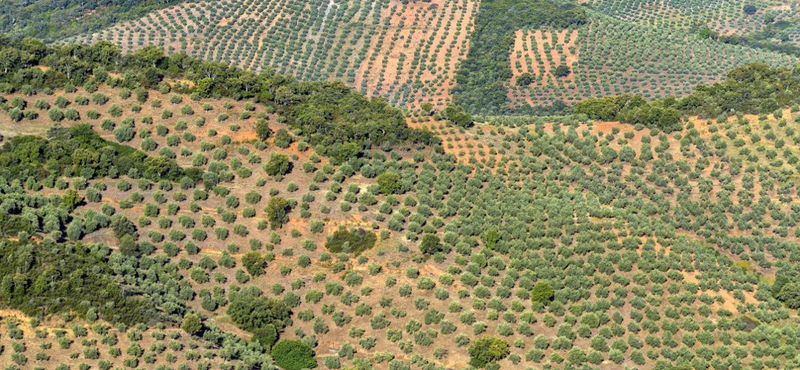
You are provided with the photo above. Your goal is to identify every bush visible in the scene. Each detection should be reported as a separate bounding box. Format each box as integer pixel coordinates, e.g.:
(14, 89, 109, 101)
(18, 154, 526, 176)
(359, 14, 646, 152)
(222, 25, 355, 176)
(777, 282, 800, 309)
(442, 105, 473, 128)
(264, 153, 291, 177)
(468, 336, 510, 368)
(272, 340, 317, 370)
(376, 171, 402, 194)
(181, 314, 203, 335)
(252, 324, 278, 350)
(554, 65, 571, 77)
(325, 229, 377, 255)
(517, 72, 534, 86)
(255, 119, 272, 141)
(420, 234, 443, 255)
(274, 128, 294, 148)
(242, 252, 266, 276)
(227, 293, 291, 333)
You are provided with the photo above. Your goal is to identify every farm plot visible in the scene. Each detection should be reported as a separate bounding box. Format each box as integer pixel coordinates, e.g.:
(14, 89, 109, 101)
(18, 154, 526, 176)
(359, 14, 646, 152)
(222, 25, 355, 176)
(582, 0, 800, 37)
(65, 0, 478, 110)
(510, 18, 800, 106)
(6, 79, 800, 369)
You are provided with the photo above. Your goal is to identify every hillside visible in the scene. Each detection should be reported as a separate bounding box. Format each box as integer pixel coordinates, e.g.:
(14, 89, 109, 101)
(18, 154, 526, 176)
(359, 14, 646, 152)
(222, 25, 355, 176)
(7, 1, 800, 370)
(62, 0, 800, 114)
(66, 0, 477, 110)
(5, 36, 800, 370)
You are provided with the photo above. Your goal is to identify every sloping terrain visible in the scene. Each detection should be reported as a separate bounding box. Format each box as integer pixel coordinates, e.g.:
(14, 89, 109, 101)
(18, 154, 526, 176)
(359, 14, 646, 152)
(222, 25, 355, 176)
(5, 59, 800, 368)
(582, 0, 800, 40)
(508, 17, 800, 107)
(66, 0, 477, 109)
(7, 2, 800, 370)
(64, 0, 800, 114)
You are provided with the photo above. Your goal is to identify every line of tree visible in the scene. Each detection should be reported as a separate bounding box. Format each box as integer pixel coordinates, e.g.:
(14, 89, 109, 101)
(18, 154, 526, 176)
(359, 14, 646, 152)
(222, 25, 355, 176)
(0, 37, 439, 162)
(698, 19, 800, 58)
(575, 63, 800, 130)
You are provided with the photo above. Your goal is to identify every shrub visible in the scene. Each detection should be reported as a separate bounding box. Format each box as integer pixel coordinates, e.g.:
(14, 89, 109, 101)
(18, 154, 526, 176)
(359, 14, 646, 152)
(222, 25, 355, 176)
(442, 105, 473, 128)
(468, 336, 510, 368)
(517, 72, 534, 86)
(264, 153, 291, 177)
(274, 128, 293, 148)
(777, 282, 800, 309)
(242, 252, 266, 276)
(227, 293, 291, 333)
(272, 340, 317, 370)
(376, 171, 402, 194)
(420, 234, 443, 255)
(252, 325, 278, 350)
(181, 314, 203, 335)
(554, 65, 571, 77)
(325, 229, 377, 255)
(255, 119, 272, 141)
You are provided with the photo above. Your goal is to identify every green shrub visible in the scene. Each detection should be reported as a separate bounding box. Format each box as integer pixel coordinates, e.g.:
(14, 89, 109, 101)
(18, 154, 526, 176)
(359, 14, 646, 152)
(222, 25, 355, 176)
(325, 229, 377, 255)
(468, 336, 510, 368)
(272, 340, 317, 370)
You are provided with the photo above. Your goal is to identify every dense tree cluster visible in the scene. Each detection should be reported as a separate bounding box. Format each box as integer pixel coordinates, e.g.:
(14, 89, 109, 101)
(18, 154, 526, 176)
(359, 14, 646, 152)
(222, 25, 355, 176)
(452, 0, 587, 114)
(227, 291, 291, 346)
(468, 336, 510, 368)
(0, 239, 154, 325)
(325, 229, 377, 255)
(576, 63, 800, 130)
(574, 94, 682, 132)
(271, 340, 317, 370)
(0, 123, 194, 182)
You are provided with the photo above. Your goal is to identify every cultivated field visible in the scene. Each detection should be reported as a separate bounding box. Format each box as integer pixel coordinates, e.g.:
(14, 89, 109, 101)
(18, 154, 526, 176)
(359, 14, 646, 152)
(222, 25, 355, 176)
(65, 0, 478, 110)
(508, 17, 800, 106)
(5, 79, 800, 368)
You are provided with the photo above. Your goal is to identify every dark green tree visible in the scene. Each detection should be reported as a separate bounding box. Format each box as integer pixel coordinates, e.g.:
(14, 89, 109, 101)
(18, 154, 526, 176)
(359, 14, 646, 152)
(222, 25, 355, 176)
(531, 281, 554, 305)
(181, 313, 203, 336)
(554, 65, 571, 77)
(517, 72, 534, 86)
(420, 234, 443, 255)
(777, 283, 800, 309)
(266, 196, 291, 229)
(264, 153, 291, 177)
(255, 119, 272, 141)
(442, 105, 473, 128)
(242, 252, 266, 276)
